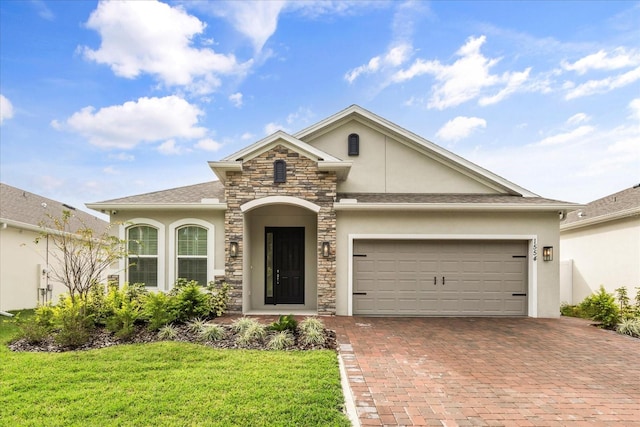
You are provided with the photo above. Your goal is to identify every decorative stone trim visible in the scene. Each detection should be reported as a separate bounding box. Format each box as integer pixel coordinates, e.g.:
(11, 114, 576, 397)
(224, 145, 337, 314)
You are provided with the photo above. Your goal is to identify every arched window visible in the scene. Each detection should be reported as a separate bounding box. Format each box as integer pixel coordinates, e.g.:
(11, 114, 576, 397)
(177, 225, 208, 285)
(127, 225, 158, 287)
(274, 159, 286, 183)
(348, 133, 359, 156)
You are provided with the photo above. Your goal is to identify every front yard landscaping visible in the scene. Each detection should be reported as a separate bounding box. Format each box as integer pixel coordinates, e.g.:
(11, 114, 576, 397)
(0, 313, 351, 426)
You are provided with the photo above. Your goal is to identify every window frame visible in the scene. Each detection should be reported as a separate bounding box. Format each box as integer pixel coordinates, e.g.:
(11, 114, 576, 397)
(121, 219, 165, 291)
(274, 159, 287, 183)
(168, 219, 216, 290)
(348, 133, 360, 156)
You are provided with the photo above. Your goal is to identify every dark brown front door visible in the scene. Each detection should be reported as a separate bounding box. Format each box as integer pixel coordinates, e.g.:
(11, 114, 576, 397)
(265, 227, 305, 304)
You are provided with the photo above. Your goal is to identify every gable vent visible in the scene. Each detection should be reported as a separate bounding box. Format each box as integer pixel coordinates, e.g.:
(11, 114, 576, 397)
(274, 160, 286, 183)
(348, 133, 359, 156)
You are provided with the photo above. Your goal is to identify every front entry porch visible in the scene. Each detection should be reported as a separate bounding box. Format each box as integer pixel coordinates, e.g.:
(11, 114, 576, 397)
(242, 203, 319, 314)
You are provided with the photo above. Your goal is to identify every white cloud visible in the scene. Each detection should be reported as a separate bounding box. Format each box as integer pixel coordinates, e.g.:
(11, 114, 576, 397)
(345, 43, 412, 83)
(214, 1, 286, 52)
(108, 152, 135, 162)
(562, 48, 640, 75)
(56, 96, 207, 149)
(436, 116, 487, 142)
(0, 94, 14, 125)
(629, 98, 640, 121)
(264, 122, 288, 135)
(30, 0, 55, 21)
(567, 113, 590, 126)
(241, 132, 254, 140)
(195, 138, 223, 152)
(102, 166, 119, 175)
(81, 0, 251, 94)
(158, 139, 190, 155)
(392, 35, 531, 109)
(229, 92, 243, 107)
(565, 66, 640, 99)
(533, 125, 595, 146)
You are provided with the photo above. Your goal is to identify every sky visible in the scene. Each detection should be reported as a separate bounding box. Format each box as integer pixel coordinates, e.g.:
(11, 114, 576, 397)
(1, 0, 639, 218)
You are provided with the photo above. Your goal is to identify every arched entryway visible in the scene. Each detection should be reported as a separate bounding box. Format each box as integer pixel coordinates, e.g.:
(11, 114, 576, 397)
(241, 197, 320, 313)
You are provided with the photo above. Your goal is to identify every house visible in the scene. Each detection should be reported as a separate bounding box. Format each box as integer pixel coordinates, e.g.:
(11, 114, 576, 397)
(560, 184, 640, 304)
(0, 183, 109, 311)
(87, 105, 579, 318)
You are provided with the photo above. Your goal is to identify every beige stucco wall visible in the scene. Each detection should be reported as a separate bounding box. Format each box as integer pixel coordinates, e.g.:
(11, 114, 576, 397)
(305, 120, 502, 194)
(335, 210, 562, 317)
(111, 209, 226, 290)
(0, 225, 67, 311)
(560, 216, 640, 304)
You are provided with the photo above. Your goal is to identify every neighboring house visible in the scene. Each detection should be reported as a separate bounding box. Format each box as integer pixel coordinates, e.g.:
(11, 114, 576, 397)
(0, 183, 109, 311)
(87, 105, 579, 318)
(560, 184, 640, 304)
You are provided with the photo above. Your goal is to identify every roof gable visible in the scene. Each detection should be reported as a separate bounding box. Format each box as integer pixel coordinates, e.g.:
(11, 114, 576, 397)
(296, 105, 538, 197)
(210, 131, 351, 183)
(561, 184, 640, 230)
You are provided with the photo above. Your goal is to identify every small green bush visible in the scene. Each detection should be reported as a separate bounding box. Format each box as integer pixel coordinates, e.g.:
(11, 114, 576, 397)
(157, 324, 178, 340)
(617, 317, 640, 337)
(268, 331, 294, 350)
(142, 292, 177, 331)
(199, 324, 225, 342)
(269, 314, 298, 332)
(301, 328, 325, 346)
(299, 317, 324, 334)
(207, 282, 231, 317)
(53, 296, 93, 348)
(579, 286, 620, 329)
(186, 317, 207, 334)
(231, 317, 260, 334)
(15, 307, 54, 344)
(171, 282, 210, 322)
(560, 303, 588, 318)
(236, 323, 266, 347)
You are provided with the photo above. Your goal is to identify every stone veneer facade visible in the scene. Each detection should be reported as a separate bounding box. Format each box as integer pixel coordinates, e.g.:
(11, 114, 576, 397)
(224, 145, 338, 315)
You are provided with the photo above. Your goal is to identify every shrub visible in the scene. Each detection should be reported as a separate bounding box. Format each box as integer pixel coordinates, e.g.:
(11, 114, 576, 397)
(158, 324, 178, 340)
(199, 324, 225, 342)
(142, 292, 177, 331)
(579, 286, 620, 329)
(560, 303, 588, 318)
(299, 317, 324, 334)
(53, 296, 93, 348)
(207, 282, 231, 317)
(86, 282, 109, 325)
(269, 314, 297, 332)
(15, 307, 54, 344)
(300, 328, 325, 346)
(268, 331, 294, 350)
(231, 317, 260, 334)
(104, 283, 142, 340)
(617, 318, 640, 337)
(186, 317, 207, 334)
(171, 282, 210, 322)
(236, 323, 266, 347)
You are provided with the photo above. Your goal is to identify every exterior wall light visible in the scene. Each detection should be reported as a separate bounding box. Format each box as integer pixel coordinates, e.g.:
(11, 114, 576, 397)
(542, 246, 553, 262)
(322, 241, 330, 257)
(230, 241, 239, 258)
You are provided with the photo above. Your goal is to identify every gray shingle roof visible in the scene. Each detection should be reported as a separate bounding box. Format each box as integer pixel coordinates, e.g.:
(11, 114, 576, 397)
(0, 182, 109, 233)
(338, 193, 574, 205)
(93, 181, 225, 204)
(562, 184, 640, 226)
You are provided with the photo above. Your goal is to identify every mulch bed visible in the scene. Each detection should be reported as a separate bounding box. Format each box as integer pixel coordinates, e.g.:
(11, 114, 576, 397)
(9, 322, 338, 353)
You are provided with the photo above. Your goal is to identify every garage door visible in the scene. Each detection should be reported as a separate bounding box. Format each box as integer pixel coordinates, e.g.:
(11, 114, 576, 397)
(353, 240, 528, 316)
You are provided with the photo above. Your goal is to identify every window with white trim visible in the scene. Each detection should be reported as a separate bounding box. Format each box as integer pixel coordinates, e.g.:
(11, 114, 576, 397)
(177, 225, 208, 285)
(128, 225, 158, 287)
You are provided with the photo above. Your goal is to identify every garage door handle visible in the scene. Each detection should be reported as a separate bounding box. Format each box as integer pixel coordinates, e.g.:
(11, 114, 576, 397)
(442, 276, 445, 285)
(434, 276, 437, 285)
(353, 292, 367, 295)
(512, 293, 527, 296)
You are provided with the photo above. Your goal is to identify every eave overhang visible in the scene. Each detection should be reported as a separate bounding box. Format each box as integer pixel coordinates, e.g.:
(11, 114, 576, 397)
(208, 161, 243, 183)
(560, 206, 640, 232)
(86, 202, 228, 214)
(334, 201, 582, 213)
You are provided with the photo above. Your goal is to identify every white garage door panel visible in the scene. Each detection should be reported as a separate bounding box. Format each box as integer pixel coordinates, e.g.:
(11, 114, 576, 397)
(353, 240, 528, 316)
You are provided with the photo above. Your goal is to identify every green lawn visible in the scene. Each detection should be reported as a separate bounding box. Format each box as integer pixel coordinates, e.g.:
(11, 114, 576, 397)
(0, 314, 351, 427)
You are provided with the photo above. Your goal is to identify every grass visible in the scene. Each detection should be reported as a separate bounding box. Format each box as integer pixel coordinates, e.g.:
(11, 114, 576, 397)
(0, 313, 350, 427)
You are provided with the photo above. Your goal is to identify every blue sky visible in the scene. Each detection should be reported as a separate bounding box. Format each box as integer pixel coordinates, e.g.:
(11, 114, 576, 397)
(1, 0, 638, 216)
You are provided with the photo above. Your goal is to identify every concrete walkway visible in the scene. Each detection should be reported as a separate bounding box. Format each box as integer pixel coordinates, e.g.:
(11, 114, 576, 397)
(324, 316, 640, 426)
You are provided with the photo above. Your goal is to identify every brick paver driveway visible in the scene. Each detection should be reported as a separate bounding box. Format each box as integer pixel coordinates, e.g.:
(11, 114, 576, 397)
(324, 316, 640, 426)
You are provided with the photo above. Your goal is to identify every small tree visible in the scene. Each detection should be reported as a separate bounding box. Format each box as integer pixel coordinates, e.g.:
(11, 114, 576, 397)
(37, 210, 126, 303)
